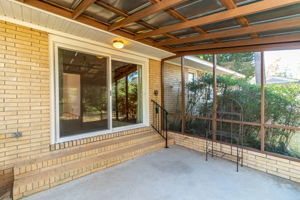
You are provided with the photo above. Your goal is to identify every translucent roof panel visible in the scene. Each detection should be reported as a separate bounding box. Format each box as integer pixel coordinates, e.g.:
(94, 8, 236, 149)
(233, 0, 261, 6)
(173, 0, 225, 20)
(123, 22, 151, 34)
(201, 18, 241, 33)
(101, 0, 151, 14)
(169, 28, 198, 37)
(258, 27, 300, 37)
(219, 35, 252, 42)
(246, 4, 300, 25)
(150, 35, 169, 42)
(48, 0, 77, 9)
(142, 11, 180, 28)
(84, 3, 118, 23)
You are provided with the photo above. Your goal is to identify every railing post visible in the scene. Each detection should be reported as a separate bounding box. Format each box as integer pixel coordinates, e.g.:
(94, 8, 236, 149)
(165, 112, 168, 148)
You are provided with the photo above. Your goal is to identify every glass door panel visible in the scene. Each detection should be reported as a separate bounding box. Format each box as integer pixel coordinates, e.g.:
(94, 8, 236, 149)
(58, 48, 108, 137)
(111, 60, 143, 128)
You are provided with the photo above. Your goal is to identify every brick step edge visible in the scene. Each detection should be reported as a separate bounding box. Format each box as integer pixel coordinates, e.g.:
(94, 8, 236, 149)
(13, 138, 169, 199)
(15, 128, 154, 166)
(14, 131, 159, 180)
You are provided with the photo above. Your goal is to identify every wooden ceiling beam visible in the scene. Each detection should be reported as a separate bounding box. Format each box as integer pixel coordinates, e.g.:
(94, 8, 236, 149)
(220, 0, 259, 38)
(172, 33, 300, 52)
(20, 0, 171, 52)
(167, 41, 300, 58)
(156, 17, 300, 46)
(135, 0, 300, 40)
(72, 0, 97, 19)
(108, 0, 187, 31)
(95, 1, 178, 40)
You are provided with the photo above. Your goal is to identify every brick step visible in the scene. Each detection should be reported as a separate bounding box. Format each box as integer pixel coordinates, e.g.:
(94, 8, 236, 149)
(13, 137, 173, 199)
(14, 129, 159, 180)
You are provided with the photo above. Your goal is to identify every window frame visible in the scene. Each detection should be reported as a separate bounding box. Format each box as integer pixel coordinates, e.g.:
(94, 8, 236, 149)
(49, 35, 149, 144)
(188, 72, 195, 82)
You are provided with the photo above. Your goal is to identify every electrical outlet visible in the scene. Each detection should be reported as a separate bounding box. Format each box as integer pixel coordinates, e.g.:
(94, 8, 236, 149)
(11, 132, 22, 138)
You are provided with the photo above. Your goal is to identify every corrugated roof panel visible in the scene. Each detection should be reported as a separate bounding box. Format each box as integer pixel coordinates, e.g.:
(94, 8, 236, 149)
(47, 0, 79, 9)
(246, 4, 300, 25)
(201, 18, 241, 33)
(234, 0, 261, 6)
(123, 22, 151, 33)
(142, 11, 180, 28)
(84, 3, 118, 23)
(258, 27, 300, 37)
(173, 0, 225, 20)
(169, 28, 198, 37)
(150, 35, 169, 42)
(219, 35, 252, 42)
(101, 0, 151, 14)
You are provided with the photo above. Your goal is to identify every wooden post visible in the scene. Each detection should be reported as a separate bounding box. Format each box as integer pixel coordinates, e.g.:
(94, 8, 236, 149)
(126, 75, 129, 120)
(181, 56, 186, 133)
(260, 51, 265, 152)
(212, 54, 217, 141)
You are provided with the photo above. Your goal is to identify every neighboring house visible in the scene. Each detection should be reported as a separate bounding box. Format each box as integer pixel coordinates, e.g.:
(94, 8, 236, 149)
(163, 56, 245, 114)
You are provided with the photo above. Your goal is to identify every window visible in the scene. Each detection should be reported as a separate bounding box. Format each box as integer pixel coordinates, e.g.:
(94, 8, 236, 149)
(188, 72, 195, 82)
(52, 38, 148, 143)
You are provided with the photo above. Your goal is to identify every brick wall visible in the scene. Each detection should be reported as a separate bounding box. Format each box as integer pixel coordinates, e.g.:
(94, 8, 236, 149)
(0, 21, 166, 196)
(170, 132, 300, 184)
(0, 20, 50, 194)
(149, 59, 161, 124)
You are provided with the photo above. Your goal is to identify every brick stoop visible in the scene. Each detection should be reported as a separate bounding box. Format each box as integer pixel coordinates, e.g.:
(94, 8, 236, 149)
(12, 129, 174, 199)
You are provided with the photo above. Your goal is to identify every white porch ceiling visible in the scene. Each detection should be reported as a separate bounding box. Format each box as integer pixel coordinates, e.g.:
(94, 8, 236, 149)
(0, 0, 174, 60)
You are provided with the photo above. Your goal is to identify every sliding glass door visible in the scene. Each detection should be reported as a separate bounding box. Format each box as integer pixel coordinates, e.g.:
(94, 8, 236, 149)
(111, 60, 143, 128)
(55, 46, 144, 140)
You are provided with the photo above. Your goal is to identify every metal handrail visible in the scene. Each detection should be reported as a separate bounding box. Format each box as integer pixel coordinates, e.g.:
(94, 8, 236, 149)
(151, 99, 168, 148)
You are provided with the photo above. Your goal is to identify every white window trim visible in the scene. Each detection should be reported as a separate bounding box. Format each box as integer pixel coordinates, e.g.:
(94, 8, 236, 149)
(49, 34, 149, 144)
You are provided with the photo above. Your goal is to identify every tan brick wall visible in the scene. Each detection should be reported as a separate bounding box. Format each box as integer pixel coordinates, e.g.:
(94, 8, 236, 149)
(0, 22, 167, 196)
(0, 20, 50, 194)
(170, 132, 300, 184)
(149, 59, 161, 125)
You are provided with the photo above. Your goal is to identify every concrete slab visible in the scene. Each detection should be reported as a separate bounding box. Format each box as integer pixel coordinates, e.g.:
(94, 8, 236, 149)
(25, 145, 300, 200)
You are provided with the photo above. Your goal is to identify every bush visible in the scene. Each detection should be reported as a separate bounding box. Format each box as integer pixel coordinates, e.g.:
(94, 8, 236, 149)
(185, 73, 300, 157)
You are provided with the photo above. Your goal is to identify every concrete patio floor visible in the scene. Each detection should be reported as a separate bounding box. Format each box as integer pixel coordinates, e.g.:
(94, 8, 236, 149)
(25, 145, 300, 200)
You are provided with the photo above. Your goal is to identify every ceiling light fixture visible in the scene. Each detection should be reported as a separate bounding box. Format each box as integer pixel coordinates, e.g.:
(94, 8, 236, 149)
(113, 40, 124, 49)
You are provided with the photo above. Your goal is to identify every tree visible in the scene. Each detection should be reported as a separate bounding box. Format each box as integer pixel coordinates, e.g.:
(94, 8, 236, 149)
(197, 53, 256, 78)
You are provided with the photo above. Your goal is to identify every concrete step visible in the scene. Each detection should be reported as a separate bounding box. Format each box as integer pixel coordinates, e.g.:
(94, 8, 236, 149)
(14, 130, 159, 180)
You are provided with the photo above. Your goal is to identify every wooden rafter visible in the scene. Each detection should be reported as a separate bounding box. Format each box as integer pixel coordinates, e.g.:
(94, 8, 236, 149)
(220, 0, 259, 38)
(155, 17, 300, 46)
(172, 33, 300, 52)
(95, 1, 178, 40)
(108, 0, 187, 31)
(135, 0, 300, 40)
(19, 0, 171, 52)
(72, 0, 97, 19)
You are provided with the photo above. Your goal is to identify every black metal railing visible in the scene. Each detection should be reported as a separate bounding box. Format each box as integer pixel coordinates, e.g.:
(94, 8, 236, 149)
(151, 100, 168, 148)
